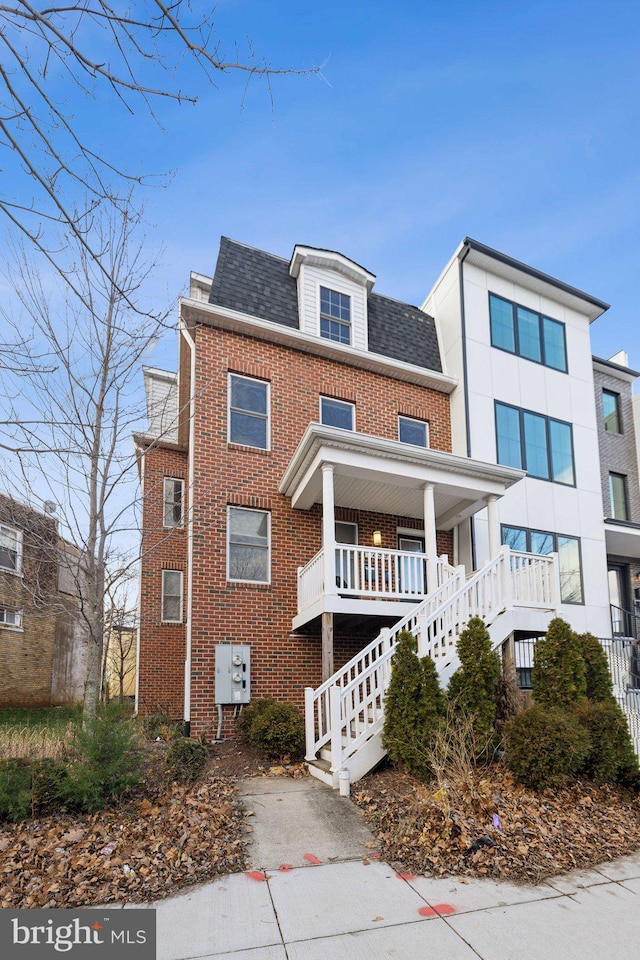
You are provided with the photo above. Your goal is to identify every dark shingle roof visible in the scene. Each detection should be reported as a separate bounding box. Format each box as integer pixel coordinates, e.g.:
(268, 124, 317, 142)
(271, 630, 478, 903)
(208, 237, 442, 373)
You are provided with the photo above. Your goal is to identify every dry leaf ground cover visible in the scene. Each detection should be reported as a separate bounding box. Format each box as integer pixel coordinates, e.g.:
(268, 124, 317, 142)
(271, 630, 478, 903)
(354, 764, 640, 884)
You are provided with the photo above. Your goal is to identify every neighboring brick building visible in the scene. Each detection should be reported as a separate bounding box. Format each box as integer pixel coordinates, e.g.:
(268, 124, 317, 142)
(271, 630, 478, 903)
(0, 495, 89, 707)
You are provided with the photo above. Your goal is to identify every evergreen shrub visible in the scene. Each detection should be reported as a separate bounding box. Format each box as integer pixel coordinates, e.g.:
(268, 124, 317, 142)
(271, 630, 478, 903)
(248, 702, 305, 762)
(504, 705, 590, 790)
(531, 617, 586, 708)
(572, 701, 639, 788)
(166, 736, 208, 782)
(447, 617, 500, 742)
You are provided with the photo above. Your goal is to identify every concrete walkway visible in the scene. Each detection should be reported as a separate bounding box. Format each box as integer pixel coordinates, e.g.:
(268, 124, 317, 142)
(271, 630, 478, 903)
(146, 777, 640, 960)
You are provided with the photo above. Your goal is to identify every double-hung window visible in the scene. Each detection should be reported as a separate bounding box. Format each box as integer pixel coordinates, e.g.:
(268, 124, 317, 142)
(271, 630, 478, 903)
(320, 287, 351, 345)
(0, 606, 22, 628)
(163, 478, 184, 528)
(501, 524, 583, 603)
(489, 294, 567, 372)
(320, 396, 355, 431)
(398, 415, 429, 447)
(495, 402, 575, 485)
(161, 570, 183, 622)
(609, 473, 628, 520)
(227, 507, 270, 583)
(228, 374, 269, 450)
(0, 524, 21, 573)
(602, 390, 622, 434)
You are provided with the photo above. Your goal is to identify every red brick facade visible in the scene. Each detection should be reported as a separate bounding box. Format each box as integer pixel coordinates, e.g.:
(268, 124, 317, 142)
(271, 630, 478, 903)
(138, 323, 453, 737)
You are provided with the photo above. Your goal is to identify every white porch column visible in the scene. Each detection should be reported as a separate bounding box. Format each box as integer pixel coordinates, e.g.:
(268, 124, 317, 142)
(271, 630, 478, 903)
(322, 464, 337, 596)
(486, 495, 500, 558)
(423, 482, 437, 590)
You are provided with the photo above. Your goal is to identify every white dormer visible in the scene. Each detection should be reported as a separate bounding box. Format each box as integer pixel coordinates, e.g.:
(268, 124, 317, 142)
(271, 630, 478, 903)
(289, 246, 375, 352)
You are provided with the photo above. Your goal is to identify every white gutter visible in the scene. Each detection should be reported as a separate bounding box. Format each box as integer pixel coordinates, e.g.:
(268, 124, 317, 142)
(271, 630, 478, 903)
(134, 446, 144, 716)
(180, 317, 197, 733)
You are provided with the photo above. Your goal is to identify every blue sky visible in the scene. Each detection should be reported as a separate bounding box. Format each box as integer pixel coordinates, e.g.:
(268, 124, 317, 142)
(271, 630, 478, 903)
(5, 0, 640, 371)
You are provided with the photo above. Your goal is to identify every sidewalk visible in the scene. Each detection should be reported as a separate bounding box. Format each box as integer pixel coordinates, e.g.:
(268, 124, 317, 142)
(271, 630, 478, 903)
(146, 777, 640, 959)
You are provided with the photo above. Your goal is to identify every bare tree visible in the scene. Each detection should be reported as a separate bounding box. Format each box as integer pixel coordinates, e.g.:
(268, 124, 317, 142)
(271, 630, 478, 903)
(0, 1, 319, 290)
(0, 198, 165, 723)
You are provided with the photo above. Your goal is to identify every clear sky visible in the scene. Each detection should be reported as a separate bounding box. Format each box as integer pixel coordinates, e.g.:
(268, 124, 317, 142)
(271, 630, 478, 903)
(98, 0, 640, 376)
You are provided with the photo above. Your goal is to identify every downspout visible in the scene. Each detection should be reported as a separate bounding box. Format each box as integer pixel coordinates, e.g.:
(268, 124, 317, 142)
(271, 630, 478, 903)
(458, 244, 476, 571)
(134, 445, 144, 716)
(180, 316, 197, 738)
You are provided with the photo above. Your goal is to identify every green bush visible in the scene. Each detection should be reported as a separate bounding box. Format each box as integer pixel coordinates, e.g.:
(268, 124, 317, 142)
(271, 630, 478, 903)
(62, 705, 141, 812)
(504, 704, 590, 790)
(0, 759, 33, 822)
(447, 617, 501, 742)
(572, 701, 639, 787)
(237, 697, 278, 743)
(166, 736, 208, 782)
(248, 702, 305, 762)
(532, 617, 587, 708)
(142, 712, 182, 741)
(31, 758, 69, 809)
(383, 631, 445, 778)
(579, 633, 616, 704)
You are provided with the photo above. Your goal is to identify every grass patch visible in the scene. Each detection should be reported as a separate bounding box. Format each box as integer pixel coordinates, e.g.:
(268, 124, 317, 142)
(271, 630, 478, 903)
(0, 707, 82, 762)
(0, 706, 82, 731)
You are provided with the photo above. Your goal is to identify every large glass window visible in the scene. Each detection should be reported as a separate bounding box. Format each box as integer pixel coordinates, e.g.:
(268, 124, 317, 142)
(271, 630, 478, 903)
(228, 374, 269, 449)
(489, 294, 567, 372)
(0, 524, 21, 573)
(161, 570, 183, 622)
(495, 402, 575, 486)
(320, 396, 354, 431)
(163, 478, 184, 528)
(320, 287, 351, 345)
(501, 525, 583, 603)
(227, 507, 270, 583)
(602, 389, 622, 434)
(398, 415, 429, 447)
(609, 473, 628, 520)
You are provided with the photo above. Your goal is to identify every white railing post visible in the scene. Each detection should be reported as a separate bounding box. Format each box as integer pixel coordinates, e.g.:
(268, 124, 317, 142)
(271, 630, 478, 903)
(501, 545, 513, 611)
(297, 565, 303, 610)
(304, 687, 316, 761)
(329, 685, 342, 774)
(549, 551, 561, 610)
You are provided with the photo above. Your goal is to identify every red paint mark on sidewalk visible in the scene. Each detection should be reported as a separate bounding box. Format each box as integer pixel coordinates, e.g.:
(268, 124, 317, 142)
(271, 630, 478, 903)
(246, 871, 268, 882)
(418, 903, 456, 917)
(370, 853, 381, 860)
(304, 854, 322, 865)
(279, 864, 294, 871)
(395, 872, 416, 881)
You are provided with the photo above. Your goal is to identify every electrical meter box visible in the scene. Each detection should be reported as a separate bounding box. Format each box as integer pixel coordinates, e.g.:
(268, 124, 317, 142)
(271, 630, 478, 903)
(215, 644, 251, 704)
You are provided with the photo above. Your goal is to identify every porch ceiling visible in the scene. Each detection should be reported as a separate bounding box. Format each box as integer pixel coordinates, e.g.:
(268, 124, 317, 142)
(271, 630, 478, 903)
(279, 424, 525, 530)
(605, 519, 640, 559)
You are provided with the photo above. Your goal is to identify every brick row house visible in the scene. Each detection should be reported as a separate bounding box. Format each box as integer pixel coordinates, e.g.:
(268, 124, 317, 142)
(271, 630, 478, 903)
(136, 238, 640, 785)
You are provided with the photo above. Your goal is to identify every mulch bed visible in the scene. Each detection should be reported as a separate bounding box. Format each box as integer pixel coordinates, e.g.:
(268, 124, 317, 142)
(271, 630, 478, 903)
(353, 763, 640, 884)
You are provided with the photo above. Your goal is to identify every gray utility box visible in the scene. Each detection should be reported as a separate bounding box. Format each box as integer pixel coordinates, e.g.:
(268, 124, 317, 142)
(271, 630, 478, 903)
(215, 644, 251, 704)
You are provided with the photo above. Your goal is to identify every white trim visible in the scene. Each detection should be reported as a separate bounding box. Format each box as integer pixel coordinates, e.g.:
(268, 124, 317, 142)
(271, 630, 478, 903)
(161, 569, 183, 623)
(179, 318, 197, 727)
(335, 520, 358, 545)
(180, 298, 457, 394)
(226, 506, 271, 585)
(398, 414, 430, 448)
(0, 523, 22, 575)
(319, 396, 355, 431)
(162, 477, 185, 529)
(227, 372, 271, 450)
(317, 283, 352, 346)
(0, 605, 23, 629)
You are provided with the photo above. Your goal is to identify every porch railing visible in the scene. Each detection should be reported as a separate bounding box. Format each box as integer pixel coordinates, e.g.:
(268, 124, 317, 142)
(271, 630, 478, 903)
(297, 545, 458, 612)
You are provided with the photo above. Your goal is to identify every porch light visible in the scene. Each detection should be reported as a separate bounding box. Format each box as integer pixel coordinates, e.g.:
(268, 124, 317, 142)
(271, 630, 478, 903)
(372, 530, 382, 547)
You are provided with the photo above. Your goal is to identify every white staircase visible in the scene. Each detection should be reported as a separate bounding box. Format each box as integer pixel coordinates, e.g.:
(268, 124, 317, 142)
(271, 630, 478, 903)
(305, 546, 560, 790)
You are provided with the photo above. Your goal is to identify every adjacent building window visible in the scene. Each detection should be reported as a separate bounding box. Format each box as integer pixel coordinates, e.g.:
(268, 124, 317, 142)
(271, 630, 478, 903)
(0, 606, 22, 628)
(320, 396, 355, 431)
(602, 389, 622, 434)
(0, 524, 22, 573)
(495, 402, 575, 485)
(227, 507, 270, 583)
(609, 472, 628, 520)
(489, 294, 567, 372)
(398, 415, 429, 447)
(501, 525, 584, 604)
(228, 374, 269, 449)
(320, 287, 351, 345)
(161, 570, 183, 622)
(163, 478, 184, 528)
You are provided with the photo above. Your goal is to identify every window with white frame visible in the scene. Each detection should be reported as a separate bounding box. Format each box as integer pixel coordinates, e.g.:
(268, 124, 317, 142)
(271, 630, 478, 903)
(161, 569, 183, 622)
(0, 606, 22, 628)
(320, 396, 355, 431)
(0, 524, 22, 573)
(228, 374, 270, 449)
(320, 286, 351, 345)
(227, 507, 270, 583)
(163, 478, 184, 528)
(398, 415, 429, 447)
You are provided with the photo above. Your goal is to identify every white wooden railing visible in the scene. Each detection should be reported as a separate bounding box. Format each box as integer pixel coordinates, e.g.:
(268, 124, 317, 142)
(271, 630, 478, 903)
(297, 545, 458, 612)
(305, 546, 560, 779)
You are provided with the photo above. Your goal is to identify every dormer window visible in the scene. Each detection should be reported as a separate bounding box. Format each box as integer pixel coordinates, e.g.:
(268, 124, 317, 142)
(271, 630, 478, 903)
(320, 287, 351, 345)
